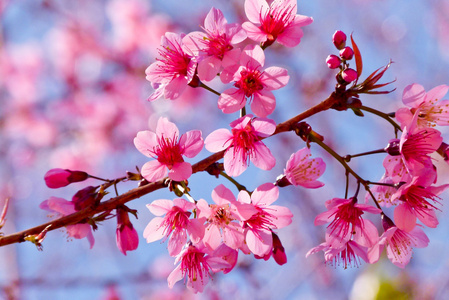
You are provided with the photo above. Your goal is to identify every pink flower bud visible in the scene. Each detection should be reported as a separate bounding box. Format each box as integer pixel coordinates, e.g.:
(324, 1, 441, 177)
(272, 232, 287, 265)
(116, 207, 139, 255)
(384, 139, 400, 156)
(326, 54, 341, 69)
(332, 30, 347, 50)
(339, 46, 354, 60)
(341, 68, 358, 83)
(44, 168, 89, 189)
(72, 186, 99, 211)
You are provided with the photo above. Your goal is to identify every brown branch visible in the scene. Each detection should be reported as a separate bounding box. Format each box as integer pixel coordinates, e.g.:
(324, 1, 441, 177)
(0, 93, 337, 247)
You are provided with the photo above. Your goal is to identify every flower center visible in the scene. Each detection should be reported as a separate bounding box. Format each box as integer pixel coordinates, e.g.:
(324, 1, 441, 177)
(150, 134, 184, 167)
(156, 41, 191, 77)
(234, 69, 264, 97)
(260, 2, 296, 41)
(161, 206, 191, 238)
(181, 246, 211, 283)
(204, 33, 233, 60)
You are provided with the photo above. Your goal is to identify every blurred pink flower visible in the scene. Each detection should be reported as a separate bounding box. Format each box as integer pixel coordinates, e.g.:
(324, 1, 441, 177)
(167, 243, 230, 293)
(134, 117, 203, 182)
(143, 198, 204, 256)
(237, 183, 293, 257)
(284, 147, 326, 188)
(183, 7, 246, 82)
(218, 44, 289, 117)
(242, 0, 313, 48)
(116, 207, 139, 255)
(39, 197, 95, 248)
(205, 114, 276, 177)
(145, 32, 197, 101)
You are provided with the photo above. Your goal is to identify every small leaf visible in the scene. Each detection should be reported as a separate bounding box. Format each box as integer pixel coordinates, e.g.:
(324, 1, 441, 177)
(351, 107, 365, 117)
(351, 34, 363, 80)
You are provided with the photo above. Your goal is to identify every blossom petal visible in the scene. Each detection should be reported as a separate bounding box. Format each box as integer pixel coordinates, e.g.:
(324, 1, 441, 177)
(134, 130, 158, 157)
(204, 128, 233, 152)
(169, 162, 192, 181)
(180, 130, 203, 158)
(218, 88, 246, 114)
(251, 141, 276, 171)
(141, 160, 167, 182)
(251, 90, 276, 118)
(143, 217, 166, 243)
(261, 67, 289, 90)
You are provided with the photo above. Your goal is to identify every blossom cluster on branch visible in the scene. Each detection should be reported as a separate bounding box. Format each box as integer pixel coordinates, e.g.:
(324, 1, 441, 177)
(0, 0, 449, 295)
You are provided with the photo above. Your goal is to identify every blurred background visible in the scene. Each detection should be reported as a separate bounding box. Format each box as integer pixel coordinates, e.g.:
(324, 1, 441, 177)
(1, 0, 449, 299)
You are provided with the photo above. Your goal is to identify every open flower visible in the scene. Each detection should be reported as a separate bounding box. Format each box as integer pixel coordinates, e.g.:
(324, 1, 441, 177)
(205, 114, 276, 177)
(145, 32, 196, 101)
(40, 197, 95, 248)
(242, 0, 313, 48)
(283, 147, 326, 188)
(134, 117, 203, 182)
(183, 7, 246, 82)
(218, 44, 289, 117)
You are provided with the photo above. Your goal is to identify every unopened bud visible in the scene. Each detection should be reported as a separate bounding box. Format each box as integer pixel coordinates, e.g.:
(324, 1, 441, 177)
(72, 186, 100, 211)
(341, 68, 358, 83)
(333, 30, 347, 50)
(272, 232, 287, 265)
(339, 46, 354, 60)
(326, 54, 341, 69)
(44, 168, 88, 189)
(384, 139, 400, 156)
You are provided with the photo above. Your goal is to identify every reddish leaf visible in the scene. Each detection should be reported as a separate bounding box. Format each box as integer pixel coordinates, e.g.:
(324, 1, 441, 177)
(351, 34, 363, 80)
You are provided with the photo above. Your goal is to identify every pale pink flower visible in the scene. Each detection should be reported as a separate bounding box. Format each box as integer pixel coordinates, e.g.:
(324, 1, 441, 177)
(218, 44, 289, 117)
(134, 117, 203, 182)
(396, 83, 449, 129)
(167, 243, 230, 293)
(145, 32, 197, 101)
(365, 174, 398, 208)
(205, 114, 276, 177)
(183, 7, 247, 82)
(44, 168, 88, 189)
(143, 198, 204, 256)
(236, 183, 293, 257)
(368, 215, 429, 268)
(284, 147, 326, 188)
(391, 176, 449, 230)
(242, 0, 313, 48)
(39, 197, 95, 248)
(314, 197, 380, 249)
(116, 207, 139, 255)
(306, 239, 369, 269)
(196, 184, 248, 250)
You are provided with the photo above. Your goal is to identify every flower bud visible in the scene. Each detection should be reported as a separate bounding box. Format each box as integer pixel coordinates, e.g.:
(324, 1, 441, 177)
(341, 68, 358, 83)
(384, 139, 400, 156)
(339, 46, 354, 60)
(44, 168, 89, 189)
(272, 232, 287, 265)
(332, 30, 347, 50)
(326, 54, 341, 69)
(116, 207, 139, 255)
(72, 186, 100, 211)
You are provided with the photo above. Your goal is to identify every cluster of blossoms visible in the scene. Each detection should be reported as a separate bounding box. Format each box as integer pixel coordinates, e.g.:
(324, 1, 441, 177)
(325, 30, 358, 84)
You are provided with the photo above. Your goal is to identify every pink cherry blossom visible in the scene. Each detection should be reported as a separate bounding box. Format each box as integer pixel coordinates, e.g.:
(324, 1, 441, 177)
(218, 44, 289, 117)
(314, 197, 380, 249)
(44, 168, 88, 189)
(145, 32, 197, 101)
(134, 117, 203, 182)
(204, 114, 276, 177)
(365, 174, 399, 208)
(183, 7, 247, 82)
(39, 197, 95, 248)
(396, 83, 449, 128)
(368, 215, 429, 268)
(167, 242, 230, 293)
(116, 207, 139, 255)
(283, 147, 326, 188)
(143, 198, 204, 256)
(196, 184, 248, 250)
(306, 239, 369, 269)
(391, 176, 449, 230)
(242, 0, 313, 48)
(237, 183, 293, 257)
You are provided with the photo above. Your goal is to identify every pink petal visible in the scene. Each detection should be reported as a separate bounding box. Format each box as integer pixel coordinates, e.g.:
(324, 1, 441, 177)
(246, 228, 272, 256)
(167, 265, 183, 289)
(218, 88, 246, 114)
(198, 56, 222, 82)
(141, 160, 167, 182)
(179, 130, 203, 158)
(134, 130, 158, 158)
(168, 230, 187, 256)
(212, 184, 235, 205)
(164, 76, 188, 100)
(204, 128, 233, 152)
(251, 183, 278, 206)
(261, 67, 289, 90)
(276, 15, 313, 47)
(224, 147, 248, 177)
(147, 199, 173, 216)
(173, 198, 196, 211)
(182, 31, 207, 52)
(222, 224, 244, 250)
(203, 224, 222, 250)
(169, 162, 192, 181)
(252, 117, 276, 137)
(244, 0, 268, 24)
(251, 90, 276, 118)
(251, 141, 276, 171)
(402, 83, 425, 108)
(196, 199, 212, 219)
(266, 205, 293, 228)
(143, 217, 166, 243)
(394, 204, 416, 232)
(228, 24, 247, 44)
(241, 44, 265, 69)
(204, 7, 227, 33)
(395, 107, 413, 129)
(424, 84, 449, 104)
(242, 22, 267, 44)
(409, 226, 430, 248)
(187, 218, 205, 244)
(156, 117, 179, 139)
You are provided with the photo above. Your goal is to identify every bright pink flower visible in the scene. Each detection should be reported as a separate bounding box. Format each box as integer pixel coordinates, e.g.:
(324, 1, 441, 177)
(44, 168, 88, 189)
(368, 215, 429, 268)
(218, 44, 289, 117)
(205, 114, 276, 177)
(284, 147, 326, 188)
(314, 197, 380, 249)
(143, 198, 204, 256)
(196, 184, 248, 250)
(116, 207, 139, 255)
(145, 32, 197, 101)
(39, 197, 95, 248)
(306, 239, 369, 269)
(242, 0, 313, 48)
(396, 83, 449, 129)
(391, 176, 449, 230)
(134, 117, 203, 182)
(183, 7, 247, 82)
(236, 183, 293, 257)
(167, 243, 230, 293)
